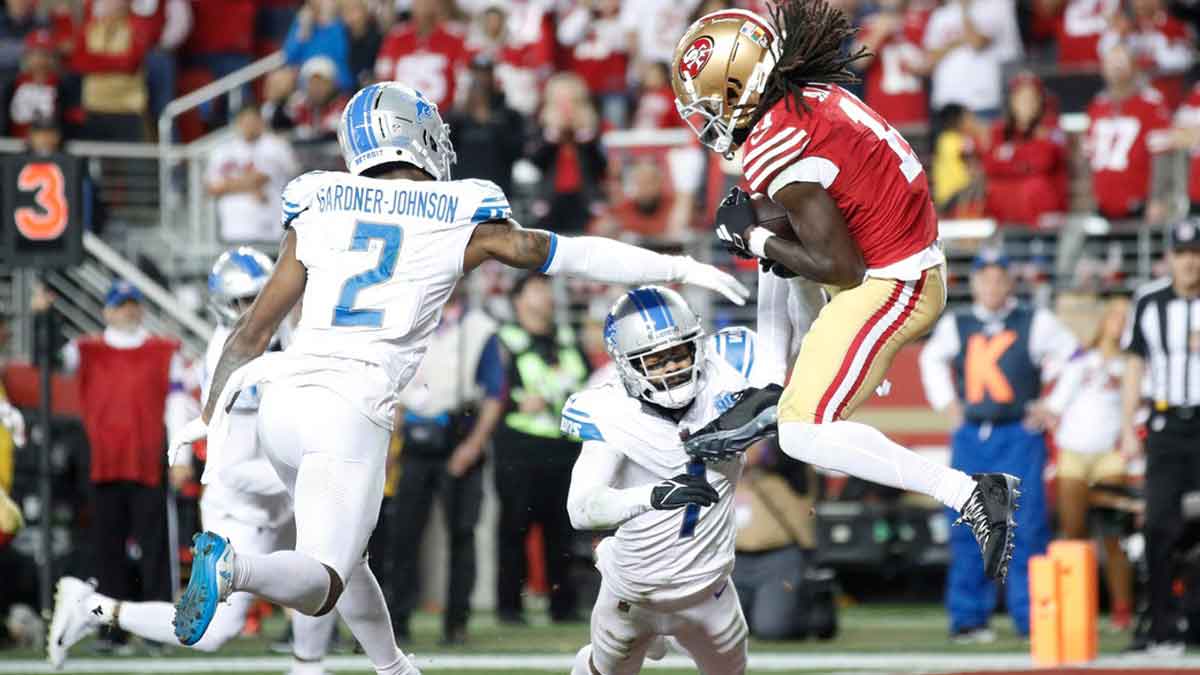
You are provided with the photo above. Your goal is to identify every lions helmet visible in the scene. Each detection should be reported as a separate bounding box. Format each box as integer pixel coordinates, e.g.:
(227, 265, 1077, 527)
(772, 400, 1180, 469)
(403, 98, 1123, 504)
(208, 247, 273, 325)
(337, 82, 457, 180)
(605, 286, 706, 409)
(671, 9, 779, 156)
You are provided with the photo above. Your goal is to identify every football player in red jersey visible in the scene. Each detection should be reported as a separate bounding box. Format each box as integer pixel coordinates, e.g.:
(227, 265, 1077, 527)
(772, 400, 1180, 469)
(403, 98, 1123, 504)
(673, 0, 1020, 581)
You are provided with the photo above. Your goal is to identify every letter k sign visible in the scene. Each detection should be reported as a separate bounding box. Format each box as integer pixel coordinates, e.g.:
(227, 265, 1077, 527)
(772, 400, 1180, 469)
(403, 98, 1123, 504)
(965, 331, 1016, 404)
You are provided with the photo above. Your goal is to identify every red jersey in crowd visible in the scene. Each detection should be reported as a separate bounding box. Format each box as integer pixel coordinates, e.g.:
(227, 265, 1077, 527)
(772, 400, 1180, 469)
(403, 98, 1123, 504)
(741, 85, 937, 269)
(983, 123, 1069, 225)
(1100, 12, 1196, 106)
(1176, 84, 1200, 206)
(376, 21, 470, 113)
(71, 0, 161, 76)
(559, 7, 628, 96)
(862, 8, 931, 128)
(1086, 86, 1172, 218)
(77, 335, 178, 487)
(633, 85, 685, 129)
(8, 72, 59, 137)
(285, 92, 351, 141)
(184, 0, 256, 56)
(1054, 0, 1120, 68)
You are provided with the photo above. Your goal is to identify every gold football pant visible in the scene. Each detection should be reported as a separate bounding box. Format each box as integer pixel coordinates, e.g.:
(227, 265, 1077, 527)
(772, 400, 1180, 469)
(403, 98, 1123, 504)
(779, 265, 946, 423)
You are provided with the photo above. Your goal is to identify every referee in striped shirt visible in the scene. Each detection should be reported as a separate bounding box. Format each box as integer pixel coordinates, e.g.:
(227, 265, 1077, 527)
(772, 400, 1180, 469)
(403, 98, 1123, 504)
(1120, 218, 1200, 654)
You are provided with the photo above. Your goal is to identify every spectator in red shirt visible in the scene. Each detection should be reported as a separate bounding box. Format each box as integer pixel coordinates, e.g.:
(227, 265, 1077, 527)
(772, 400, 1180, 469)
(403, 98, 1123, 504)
(983, 72, 1069, 226)
(854, 0, 932, 130)
(1171, 82, 1200, 214)
(1098, 0, 1196, 105)
(1085, 43, 1173, 220)
(588, 157, 686, 243)
(463, 1, 555, 117)
(1039, 0, 1120, 69)
(271, 56, 349, 142)
(631, 61, 684, 130)
(6, 29, 63, 138)
(557, 0, 629, 128)
(72, 0, 158, 141)
(32, 281, 194, 643)
(181, 0, 255, 74)
(529, 72, 607, 234)
(375, 0, 469, 112)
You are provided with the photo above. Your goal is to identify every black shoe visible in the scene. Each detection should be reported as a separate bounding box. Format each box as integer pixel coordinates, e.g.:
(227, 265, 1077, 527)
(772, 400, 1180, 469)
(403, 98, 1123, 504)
(440, 625, 467, 646)
(955, 473, 1020, 581)
(496, 610, 527, 626)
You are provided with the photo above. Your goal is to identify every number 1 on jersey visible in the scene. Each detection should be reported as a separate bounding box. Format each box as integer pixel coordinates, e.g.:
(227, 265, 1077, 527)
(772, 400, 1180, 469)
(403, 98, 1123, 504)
(679, 459, 706, 539)
(838, 96, 923, 183)
(333, 221, 403, 327)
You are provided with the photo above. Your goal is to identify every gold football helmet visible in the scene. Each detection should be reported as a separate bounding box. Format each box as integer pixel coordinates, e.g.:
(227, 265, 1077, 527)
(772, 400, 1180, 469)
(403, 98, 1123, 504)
(671, 9, 779, 156)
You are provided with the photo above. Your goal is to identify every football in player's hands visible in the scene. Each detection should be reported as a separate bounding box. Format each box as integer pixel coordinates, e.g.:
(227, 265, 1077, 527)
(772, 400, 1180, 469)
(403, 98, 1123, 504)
(650, 473, 720, 511)
(750, 194, 795, 240)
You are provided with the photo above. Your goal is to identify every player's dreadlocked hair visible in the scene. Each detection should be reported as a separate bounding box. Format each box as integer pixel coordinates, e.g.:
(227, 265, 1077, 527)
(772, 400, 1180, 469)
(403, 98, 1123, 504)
(747, 0, 870, 130)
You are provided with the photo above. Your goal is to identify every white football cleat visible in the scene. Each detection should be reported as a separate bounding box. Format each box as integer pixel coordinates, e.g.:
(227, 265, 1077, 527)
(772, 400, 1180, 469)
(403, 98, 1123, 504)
(46, 577, 101, 669)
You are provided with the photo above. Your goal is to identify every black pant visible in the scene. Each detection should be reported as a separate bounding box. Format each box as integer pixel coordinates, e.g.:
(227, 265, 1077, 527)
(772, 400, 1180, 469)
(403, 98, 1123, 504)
(376, 454, 484, 633)
(493, 431, 580, 620)
(91, 481, 170, 603)
(1144, 423, 1200, 642)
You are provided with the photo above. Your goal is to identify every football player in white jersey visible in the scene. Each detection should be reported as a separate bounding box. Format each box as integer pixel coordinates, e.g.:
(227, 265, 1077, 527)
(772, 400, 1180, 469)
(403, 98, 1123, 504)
(564, 286, 766, 675)
(167, 82, 749, 675)
(47, 248, 337, 674)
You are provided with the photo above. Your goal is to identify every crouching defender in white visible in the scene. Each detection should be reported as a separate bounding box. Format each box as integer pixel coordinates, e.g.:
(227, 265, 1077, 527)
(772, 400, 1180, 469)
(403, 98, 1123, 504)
(47, 248, 337, 673)
(168, 82, 749, 675)
(565, 286, 762, 675)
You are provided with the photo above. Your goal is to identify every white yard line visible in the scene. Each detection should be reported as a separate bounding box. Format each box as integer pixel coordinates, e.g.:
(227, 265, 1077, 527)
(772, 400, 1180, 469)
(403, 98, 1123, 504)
(3, 652, 1199, 673)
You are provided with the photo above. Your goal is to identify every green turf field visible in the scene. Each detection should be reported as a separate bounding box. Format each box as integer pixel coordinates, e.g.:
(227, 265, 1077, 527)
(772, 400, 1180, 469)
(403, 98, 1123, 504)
(3, 604, 1183, 674)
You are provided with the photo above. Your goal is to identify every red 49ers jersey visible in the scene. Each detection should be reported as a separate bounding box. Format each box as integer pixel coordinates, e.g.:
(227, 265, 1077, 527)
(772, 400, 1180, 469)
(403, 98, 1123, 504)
(741, 85, 938, 269)
(1176, 83, 1200, 205)
(1055, 0, 1120, 67)
(1085, 86, 1171, 219)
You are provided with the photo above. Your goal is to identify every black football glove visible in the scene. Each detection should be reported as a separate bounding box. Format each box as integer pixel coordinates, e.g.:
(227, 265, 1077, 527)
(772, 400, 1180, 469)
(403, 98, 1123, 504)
(682, 384, 783, 463)
(715, 187, 757, 259)
(650, 473, 721, 511)
(760, 258, 798, 279)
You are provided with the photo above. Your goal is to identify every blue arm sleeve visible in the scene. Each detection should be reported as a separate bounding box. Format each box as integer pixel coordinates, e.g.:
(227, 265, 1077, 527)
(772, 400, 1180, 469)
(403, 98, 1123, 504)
(475, 334, 505, 399)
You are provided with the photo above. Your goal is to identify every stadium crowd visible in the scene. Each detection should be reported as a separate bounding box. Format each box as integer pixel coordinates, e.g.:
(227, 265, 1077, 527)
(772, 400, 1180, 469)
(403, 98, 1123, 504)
(1, 0, 1200, 662)
(1, 0, 1199, 238)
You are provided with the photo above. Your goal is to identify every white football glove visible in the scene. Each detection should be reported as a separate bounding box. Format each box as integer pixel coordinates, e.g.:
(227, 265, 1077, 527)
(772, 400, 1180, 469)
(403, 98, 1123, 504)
(676, 257, 751, 306)
(0, 401, 25, 447)
(168, 417, 208, 466)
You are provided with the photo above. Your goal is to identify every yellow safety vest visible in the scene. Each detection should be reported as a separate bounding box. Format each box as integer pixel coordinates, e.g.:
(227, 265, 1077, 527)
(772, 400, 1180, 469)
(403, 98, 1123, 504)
(498, 323, 588, 439)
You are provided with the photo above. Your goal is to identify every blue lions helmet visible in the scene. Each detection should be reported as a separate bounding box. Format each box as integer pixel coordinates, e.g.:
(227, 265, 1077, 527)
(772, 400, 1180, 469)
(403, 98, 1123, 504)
(337, 82, 457, 180)
(207, 247, 274, 325)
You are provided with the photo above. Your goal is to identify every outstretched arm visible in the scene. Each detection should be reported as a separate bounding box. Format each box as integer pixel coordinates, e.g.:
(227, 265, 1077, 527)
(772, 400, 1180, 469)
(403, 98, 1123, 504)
(760, 183, 866, 287)
(203, 229, 307, 421)
(462, 219, 750, 304)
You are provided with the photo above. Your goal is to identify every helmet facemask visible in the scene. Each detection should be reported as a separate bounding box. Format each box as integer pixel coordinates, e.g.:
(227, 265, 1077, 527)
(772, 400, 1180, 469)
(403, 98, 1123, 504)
(614, 331, 707, 409)
(671, 10, 779, 158)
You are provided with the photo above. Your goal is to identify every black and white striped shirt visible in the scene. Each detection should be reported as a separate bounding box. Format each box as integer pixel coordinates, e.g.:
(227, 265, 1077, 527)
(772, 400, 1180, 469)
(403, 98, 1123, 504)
(1122, 278, 1200, 408)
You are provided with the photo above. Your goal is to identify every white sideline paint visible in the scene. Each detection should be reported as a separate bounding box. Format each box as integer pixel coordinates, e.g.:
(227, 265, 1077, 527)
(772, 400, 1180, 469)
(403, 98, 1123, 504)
(2, 653, 1199, 673)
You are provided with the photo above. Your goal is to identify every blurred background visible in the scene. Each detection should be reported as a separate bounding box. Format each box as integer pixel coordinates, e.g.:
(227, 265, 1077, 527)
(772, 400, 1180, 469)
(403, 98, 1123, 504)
(0, 0, 1197, 667)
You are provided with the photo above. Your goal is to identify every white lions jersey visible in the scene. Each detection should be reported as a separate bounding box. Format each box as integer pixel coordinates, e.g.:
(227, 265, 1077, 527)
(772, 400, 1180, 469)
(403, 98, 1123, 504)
(561, 327, 758, 606)
(198, 324, 292, 526)
(277, 170, 511, 428)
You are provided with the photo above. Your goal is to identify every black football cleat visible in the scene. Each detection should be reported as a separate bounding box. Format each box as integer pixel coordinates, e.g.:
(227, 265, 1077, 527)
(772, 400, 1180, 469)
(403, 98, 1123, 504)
(955, 473, 1021, 581)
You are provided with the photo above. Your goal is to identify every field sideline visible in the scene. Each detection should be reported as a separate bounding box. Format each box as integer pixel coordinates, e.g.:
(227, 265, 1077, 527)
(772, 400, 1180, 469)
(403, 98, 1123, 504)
(3, 605, 1189, 674)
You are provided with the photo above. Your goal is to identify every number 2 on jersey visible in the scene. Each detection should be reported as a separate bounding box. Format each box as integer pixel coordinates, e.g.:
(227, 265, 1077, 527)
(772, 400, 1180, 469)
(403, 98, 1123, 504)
(838, 96, 923, 183)
(333, 221, 403, 328)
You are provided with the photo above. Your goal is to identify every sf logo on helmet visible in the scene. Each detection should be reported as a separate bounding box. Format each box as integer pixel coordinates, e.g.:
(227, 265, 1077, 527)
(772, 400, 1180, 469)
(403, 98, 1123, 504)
(679, 36, 715, 79)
